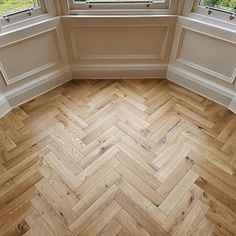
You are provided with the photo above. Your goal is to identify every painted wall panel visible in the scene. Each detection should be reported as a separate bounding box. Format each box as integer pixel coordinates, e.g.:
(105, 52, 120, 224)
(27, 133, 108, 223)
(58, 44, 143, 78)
(62, 16, 177, 78)
(176, 28, 236, 83)
(0, 18, 71, 117)
(70, 25, 168, 60)
(0, 29, 61, 85)
(167, 16, 236, 112)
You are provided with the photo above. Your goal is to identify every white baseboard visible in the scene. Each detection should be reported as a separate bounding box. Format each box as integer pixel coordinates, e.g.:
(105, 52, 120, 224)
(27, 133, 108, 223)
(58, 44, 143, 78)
(228, 97, 236, 113)
(0, 66, 72, 118)
(71, 64, 168, 79)
(1, 63, 235, 118)
(167, 65, 236, 113)
(0, 95, 11, 118)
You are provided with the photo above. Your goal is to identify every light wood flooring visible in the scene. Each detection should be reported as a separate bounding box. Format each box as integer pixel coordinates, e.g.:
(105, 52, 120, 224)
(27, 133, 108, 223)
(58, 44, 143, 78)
(0, 79, 236, 236)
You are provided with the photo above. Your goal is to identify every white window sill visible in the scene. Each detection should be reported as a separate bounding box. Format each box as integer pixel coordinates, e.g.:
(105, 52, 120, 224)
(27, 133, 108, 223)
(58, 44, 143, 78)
(189, 12, 236, 32)
(68, 8, 172, 15)
(63, 12, 177, 19)
(0, 14, 52, 35)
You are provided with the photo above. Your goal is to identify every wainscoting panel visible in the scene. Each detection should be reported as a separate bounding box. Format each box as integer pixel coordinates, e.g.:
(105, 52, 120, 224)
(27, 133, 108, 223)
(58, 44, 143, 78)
(69, 25, 168, 60)
(62, 16, 177, 78)
(167, 16, 236, 111)
(0, 29, 62, 85)
(0, 18, 71, 117)
(176, 27, 236, 83)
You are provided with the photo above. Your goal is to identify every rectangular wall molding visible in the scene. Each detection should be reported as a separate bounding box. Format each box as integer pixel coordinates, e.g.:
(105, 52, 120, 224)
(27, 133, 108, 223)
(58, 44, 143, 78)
(68, 25, 169, 61)
(0, 28, 64, 86)
(175, 27, 236, 84)
(62, 16, 177, 79)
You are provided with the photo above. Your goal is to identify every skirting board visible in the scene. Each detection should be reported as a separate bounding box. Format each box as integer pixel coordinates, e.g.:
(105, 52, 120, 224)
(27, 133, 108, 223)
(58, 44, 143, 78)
(0, 95, 11, 118)
(71, 64, 168, 79)
(167, 65, 236, 113)
(1, 63, 235, 118)
(0, 66, 72, 118)
(229, 97, 236, 113)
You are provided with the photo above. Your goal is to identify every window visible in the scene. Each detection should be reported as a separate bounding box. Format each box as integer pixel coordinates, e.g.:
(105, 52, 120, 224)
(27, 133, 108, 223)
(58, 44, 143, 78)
(0, 0, 46, 25)
(200, 0, 236, 13)
(0, 0, 38, 16)
(193, 0, 236, 21)
(68, 0, 171, 12)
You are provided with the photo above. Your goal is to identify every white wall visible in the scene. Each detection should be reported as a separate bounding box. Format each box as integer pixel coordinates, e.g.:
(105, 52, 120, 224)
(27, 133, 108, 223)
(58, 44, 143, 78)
(62, 16, 177, 79)
(167, 16, 236, 112)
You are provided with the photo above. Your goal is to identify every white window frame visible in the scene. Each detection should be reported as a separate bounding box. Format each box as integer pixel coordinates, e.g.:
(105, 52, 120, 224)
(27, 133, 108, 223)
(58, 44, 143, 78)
(65, 0, 178, 15)
(192, 0, 236, 23)
(0, 0, 47, 27)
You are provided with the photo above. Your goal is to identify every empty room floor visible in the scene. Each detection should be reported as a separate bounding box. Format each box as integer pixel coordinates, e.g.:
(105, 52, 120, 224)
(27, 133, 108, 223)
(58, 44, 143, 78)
(0, 79, 236, 236)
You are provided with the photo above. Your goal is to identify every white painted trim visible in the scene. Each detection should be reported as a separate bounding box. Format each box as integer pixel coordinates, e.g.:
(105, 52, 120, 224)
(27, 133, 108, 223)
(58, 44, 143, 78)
(71, 63, 168, 70)
(182, 0, 194, 16)
(1, 62, 235, 118)
(0, 95, 10, 118)
(167, 64, 236, 111)
(0, 66, 72, 118)
(71, 63, 168, 79)
(0, 26, 57, 47)
(228, 96, 236, 113)
(68, 0, 171, 12)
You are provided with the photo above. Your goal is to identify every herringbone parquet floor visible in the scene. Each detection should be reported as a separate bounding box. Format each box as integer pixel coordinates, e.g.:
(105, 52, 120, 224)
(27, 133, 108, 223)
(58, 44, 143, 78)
(0, 79, 236, 236)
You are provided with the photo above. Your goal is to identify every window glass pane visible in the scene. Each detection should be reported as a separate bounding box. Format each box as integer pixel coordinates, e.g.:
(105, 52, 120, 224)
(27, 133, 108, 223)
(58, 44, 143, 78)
(199, 0, 236, 13)
(0, 0, 38, 16)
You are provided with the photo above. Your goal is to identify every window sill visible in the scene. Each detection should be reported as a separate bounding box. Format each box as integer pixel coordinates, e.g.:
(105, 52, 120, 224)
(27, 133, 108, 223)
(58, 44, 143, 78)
(68, 8, 172, 15)
(0, 14, 52, 35)
(189, 12, 236, 31)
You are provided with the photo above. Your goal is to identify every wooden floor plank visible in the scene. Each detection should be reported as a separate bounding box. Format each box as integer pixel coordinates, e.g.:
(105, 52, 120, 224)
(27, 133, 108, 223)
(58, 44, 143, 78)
(115, 209, 151, 236)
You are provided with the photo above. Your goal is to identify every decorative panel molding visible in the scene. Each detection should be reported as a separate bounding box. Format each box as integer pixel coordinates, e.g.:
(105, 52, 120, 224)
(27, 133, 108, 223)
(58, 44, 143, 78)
(62, 16, 177, 67)
(61, 16, 177, 78)
(69, 25, 169, 60)
(175, 27, 236, 84)
(0, 28, 63, 86)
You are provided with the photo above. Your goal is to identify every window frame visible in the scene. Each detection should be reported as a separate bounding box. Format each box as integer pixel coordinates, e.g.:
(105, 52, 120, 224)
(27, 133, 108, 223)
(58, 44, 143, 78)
(192, 0, 236, 23)
(66, 0, 178, 15)
(0, 0, 47, 27)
